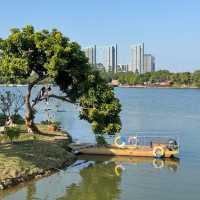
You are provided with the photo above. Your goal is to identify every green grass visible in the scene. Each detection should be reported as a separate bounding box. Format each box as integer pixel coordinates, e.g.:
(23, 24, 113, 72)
(0, 124, 74, 182)
(0, 124, 70, 144)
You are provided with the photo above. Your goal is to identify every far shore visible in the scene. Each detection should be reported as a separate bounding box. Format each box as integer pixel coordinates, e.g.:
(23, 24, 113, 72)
(117, 85, 199, 89)
(0, 84, 199, 89)
(0, 84, 54, 87)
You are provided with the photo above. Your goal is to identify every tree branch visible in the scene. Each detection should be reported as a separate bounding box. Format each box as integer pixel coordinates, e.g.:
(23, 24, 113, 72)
(31, 94, 77, 108)
(28, 75, 47, 91)
(48, 94, 76, 104)
(27, 75, 48, 111)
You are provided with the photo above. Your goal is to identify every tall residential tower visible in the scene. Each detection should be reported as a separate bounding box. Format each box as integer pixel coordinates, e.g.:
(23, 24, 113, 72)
(83, 45, 96, 67)
(130, 43, 144, 74)
(83, 44, 118, 72)
(144, 54, 155, 73)
(104, 44, 118, 73)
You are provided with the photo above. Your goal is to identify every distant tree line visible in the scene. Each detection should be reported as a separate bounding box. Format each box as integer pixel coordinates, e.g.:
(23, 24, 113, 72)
(1, 68, 200, 88)
(100, 70, 200, 87)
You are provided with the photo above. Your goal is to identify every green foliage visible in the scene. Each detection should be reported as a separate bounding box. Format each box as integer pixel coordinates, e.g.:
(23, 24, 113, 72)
(40, 120, 50, 125)
(150, 70, 171, 82)
(0, 113, 24, 126)
(101, 69, 200, 87)
(95, 135, 108, 146)
(0, 25, 121, 136)
(41, 120, 60, 128)
(5, 126, 21, 143)
(49, 120, 61, 128)
(192, 70, 200, 87)
(179, 72, 191, 84)
(12, 114, 24, 124)
(0, 113, 7, 126)
(0, 26, 89, 98)
(79, 71, 121, 135)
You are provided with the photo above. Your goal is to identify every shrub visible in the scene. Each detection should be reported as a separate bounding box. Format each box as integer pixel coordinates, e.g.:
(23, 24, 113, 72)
(50, 121, 61, 128)
(95, 135, 108, 146)
(40, 120, 50, 125)
(11, 114, 24, 124)
(5, 126, 21, 143)
(0, 113, 7, 126)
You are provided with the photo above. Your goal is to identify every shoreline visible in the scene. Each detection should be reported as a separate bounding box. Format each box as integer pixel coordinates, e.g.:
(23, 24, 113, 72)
(0, 125, 76, 190)
(117, 85, 199, 89)
(0, 84, 199, 89)
(0, 156, 75, 191)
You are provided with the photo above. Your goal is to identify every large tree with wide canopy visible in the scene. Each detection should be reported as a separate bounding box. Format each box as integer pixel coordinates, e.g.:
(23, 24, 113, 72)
(0, 25, 121, 136)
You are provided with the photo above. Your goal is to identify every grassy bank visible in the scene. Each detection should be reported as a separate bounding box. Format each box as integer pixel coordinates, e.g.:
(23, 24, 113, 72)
(0, 124, 75, 190)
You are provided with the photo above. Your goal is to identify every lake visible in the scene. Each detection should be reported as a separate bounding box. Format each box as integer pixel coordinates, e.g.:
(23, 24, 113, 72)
(1, 87, 200, 200)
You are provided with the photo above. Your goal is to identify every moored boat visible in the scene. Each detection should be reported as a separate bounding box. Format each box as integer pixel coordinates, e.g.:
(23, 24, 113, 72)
(70, 135, 179, 158)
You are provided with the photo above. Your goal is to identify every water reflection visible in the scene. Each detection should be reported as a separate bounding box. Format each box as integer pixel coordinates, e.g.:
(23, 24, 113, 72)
(77, 155, 180, 173)
(26, 183, 36, 200)
(0, 156, 180, 200)
(57, 156, 180, 200)
(57, 159, 121, 200)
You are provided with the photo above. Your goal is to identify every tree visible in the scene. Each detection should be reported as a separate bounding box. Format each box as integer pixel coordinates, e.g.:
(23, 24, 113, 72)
(0, 25, 121, 135)
(150, 70, 171, 83)
(170, 73, 180, 84)
(179, 72, 191, 85)
(142, 72, 152, 83)
(192, 70, 200, 87)
(127, 73, 134, 85)
(0, 90, 25, 120)
(79, 71, 121, 135)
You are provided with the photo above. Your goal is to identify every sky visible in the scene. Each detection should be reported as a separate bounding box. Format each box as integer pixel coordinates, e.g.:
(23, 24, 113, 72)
(0, 0, 200, 72)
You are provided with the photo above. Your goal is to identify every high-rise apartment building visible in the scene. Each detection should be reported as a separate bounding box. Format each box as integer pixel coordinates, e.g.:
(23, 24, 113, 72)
(104, 44, 118, 73)
(130, 43, 144, 74)
(83, 45, 96, 67)
(83, 44, 117, 72)
(144, 54, 155, 72)
(83, 43, 155, 74)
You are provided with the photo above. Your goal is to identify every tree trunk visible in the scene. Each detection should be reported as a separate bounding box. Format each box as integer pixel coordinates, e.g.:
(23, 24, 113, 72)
(24, 83, 40, 134)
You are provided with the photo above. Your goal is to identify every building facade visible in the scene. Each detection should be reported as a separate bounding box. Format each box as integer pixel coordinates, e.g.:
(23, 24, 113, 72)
(117, 64, 129, 72)
(83, 44, 117, 73)
(104, 44, 118, 73)
(82, 45, 96, 67)
(144, 54, 155, 73)
(83, 43, 155, 74)
(130, 43, 144, 74)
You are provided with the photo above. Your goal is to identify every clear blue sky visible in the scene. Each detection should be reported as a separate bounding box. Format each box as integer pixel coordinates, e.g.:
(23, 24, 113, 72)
(0, 0, 200, 72)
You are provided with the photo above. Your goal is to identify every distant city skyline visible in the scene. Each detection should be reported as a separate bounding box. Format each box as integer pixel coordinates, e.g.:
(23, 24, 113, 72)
(83, 43, 155, 73)
(0, 0, 200, 72)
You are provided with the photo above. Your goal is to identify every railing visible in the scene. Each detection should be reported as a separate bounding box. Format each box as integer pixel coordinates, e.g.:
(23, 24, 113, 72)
(101, 134, 180, 152)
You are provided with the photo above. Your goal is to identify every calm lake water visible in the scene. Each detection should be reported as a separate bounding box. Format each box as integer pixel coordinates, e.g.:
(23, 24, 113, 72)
(1, 87, 200, 200)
